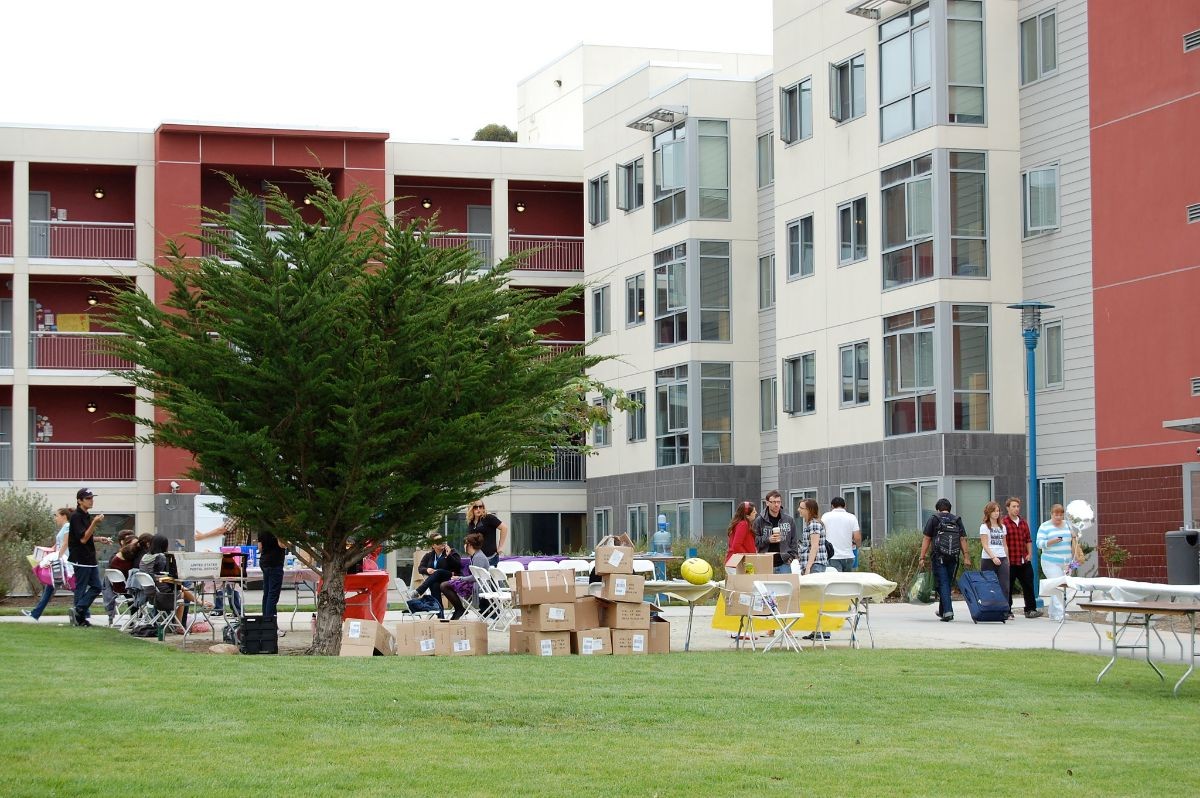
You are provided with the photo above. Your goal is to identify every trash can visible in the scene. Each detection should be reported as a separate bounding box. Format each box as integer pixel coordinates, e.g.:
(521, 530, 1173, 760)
(1165, 529, 1200, 584)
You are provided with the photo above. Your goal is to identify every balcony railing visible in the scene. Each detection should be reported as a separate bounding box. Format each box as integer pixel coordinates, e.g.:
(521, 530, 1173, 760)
(29, 220, 135, 260)
(0, 443, 10, 482)
(0, 331, 11, 369)
(509, 447, 585, 482)
(509, 235, 584, 272)
(536, 340, 584, 362)
(29, 443, 136, 482)
(427, 233, 492, 269)
(30, 332, 133, 370)
(0, 219, 12, 257)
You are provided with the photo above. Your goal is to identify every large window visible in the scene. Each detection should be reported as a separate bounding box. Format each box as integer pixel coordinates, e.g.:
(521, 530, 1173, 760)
(879, 3, 932, 142)
(838, 197, 867, 264)
(700, 363, 732, 464)
(591, 284, 610, 336)
(780, 78, 813, 144)
(591, 397, 610, 447)
(757, 133, 774, 187)
(950, 151, 988, 277)
(1020, 9, 1057, 85)
(840, 341, 870, 407)
(627, 388, 647, 442)
(886, 479, 938, 536)
(947, 0, 985, 124)
(881, 154, 933, 289)
(783, 352, 816, 415)
(655, 365, 689, 467)
(830, 53, 866, 123)
(760, 376, 777, 432)
(884, 306, 936, 436)
(654, 243, 687, 347)
(701, 501, 734, 539)
(787, 215, 814, 279)
(588, 174, 609, 226)
(656, 501, 692, 542)
(789, 489, 818, 517)
(953, 304, 990, 432)
(625, 273, 645, 326)
(1039, 478, 1065, 524)
(698, 120, 730, 219)
(954, 478, 993, 533)
(627, 504, 649, 548)
(653, 123, 686, 230)
(842, 485, 873, 546)
(758, 254, 775, 309)
(699, 241, 730, 341)
(1036, 320, 1064, 389)
(616, 157, 644, 212)
(593, 508, 612, 542)
(1022, 164, 1059, 236)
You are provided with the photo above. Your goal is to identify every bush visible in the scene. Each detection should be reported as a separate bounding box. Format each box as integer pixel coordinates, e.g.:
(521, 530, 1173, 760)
(0, 488, 57, 597)
(669, 536, 727, 583)
(865, 531, 924, 600)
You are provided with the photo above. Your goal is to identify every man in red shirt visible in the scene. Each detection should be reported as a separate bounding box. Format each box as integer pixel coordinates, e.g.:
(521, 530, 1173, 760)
(1001, 497, 1041, 619)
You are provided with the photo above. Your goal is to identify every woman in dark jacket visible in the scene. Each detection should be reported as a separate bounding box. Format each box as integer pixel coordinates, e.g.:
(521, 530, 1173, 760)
(410, 534, 462, 620)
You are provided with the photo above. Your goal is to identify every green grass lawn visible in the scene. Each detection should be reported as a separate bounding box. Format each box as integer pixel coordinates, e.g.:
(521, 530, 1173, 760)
(1, 625, 1196, 797)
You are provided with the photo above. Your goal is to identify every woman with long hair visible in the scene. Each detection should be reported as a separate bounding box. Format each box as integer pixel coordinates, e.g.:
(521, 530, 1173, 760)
(979, 501, 1011, 618)
(466, 501, 509, 567)
(725, 501, 758, 566)
(796, 498, 828, 575)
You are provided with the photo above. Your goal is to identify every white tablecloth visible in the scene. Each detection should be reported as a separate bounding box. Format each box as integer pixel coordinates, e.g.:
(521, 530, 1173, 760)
(1039, 575, 1200, 602)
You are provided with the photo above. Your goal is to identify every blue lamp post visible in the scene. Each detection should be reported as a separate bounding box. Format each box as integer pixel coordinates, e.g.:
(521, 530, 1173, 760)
(1008, 301, 1054, 604)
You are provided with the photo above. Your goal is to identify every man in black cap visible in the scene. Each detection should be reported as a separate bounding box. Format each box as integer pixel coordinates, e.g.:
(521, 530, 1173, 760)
(68, 488, 112, 626)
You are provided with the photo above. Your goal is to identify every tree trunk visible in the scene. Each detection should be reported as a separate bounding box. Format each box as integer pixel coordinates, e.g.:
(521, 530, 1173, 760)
(309, 551, 350, 655)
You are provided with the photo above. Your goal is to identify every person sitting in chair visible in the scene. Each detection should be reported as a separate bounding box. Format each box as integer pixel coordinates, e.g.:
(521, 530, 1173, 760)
(409, 533, 461, 620)
(139, 534, 210, 628)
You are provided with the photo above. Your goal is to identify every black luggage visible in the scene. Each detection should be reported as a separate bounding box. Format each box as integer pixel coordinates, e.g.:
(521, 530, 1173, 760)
(957, 570, 1008, 623)
(237, 614, 278, 655)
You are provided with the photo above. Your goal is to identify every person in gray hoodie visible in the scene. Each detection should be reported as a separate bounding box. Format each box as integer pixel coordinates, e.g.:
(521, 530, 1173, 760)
(753, 490, 798, 574)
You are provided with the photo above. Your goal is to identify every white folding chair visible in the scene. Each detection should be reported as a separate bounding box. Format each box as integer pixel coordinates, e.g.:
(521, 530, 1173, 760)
(811, 581, 865, 650)
(528, 560, 558, 571)
(487, 567, 518, 630)
(397, 576, 441, 619)
(105, 568, 135, 630)
(496, 560, 525, 578)
(632, 559, 655, 577)
(753, 581, 805, 653)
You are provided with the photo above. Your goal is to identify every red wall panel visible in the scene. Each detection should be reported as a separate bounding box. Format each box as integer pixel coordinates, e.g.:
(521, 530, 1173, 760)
(508, 189, 583, 237)
(27, 386, 133, 442)
(273, 137, 347, 169)
(1096, 465, 1183, 582)
(395, 185, 491, 231)
(29, 166, 136, 223)
(200, 135, 275, 167)
(0, 162, 13, 217)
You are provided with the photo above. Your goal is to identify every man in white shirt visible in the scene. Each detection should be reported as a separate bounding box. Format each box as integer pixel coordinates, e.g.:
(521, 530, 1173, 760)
(821, 497, 862, 573)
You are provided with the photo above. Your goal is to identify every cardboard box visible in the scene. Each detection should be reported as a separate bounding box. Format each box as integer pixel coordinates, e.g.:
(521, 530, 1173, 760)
(521, 602, 576, 632)
(594, 541, 634, 575)
(571, 627, 612, 655)
(508, 625, 527, 654)
(648, 616, 670, 654)
(723, 573, 800, 617)
(574, 596, 605, 630)
(599, 573, 645, 604)
(514, 569, 575, 606)
(387, 620, 437, 656)
(724, 553, 776, 575)
(600, 600, 652, 630)
(434, 620, 488, 656)
(610, 628, 649, 655)
(339, 619, 397, 656)
(524, 630, 571, 657)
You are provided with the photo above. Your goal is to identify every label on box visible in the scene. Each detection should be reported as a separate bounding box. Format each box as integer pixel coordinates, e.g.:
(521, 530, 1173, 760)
(549, 607, 566, 621)
(737, 593, 752, 607)
(632, 634, 645, 653)
(581, 638, 594, 654)
(614, 578, 627, 597)
(419, 639, 435, 653)
(607, 550, 625, 567)
(454, 640, 471, 653)
(588, 636, 604, 652)
(539, 639, 554, 657)
(348, 621, 363, 639)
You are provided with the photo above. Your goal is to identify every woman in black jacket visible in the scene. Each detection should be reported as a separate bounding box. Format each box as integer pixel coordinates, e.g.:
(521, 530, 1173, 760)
(410, 534, 462, 620)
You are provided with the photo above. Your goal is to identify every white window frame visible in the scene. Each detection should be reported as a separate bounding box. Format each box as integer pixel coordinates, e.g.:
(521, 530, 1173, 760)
(627, 504, 649, 548)
(758, 253, 776, 310)
(588, 174, 609, 226)
(625, 273, 645, 327)
(786, 215, 814, 280)
(1039, 478, 1065, 524)
(1036, 319, 1064, 390)
(952, 304, 991, 433)
(839, 341, 870, 407)
(1020, 9, 1057, 86)
(1022, 163, 1060, 237)
(789, 489, 818, 517)
(780, 78, 813, 144)
(591, 284, 610, 336)
(837, 196, 868, 265)
(878, 2, 932, 143)
(841, 484, 873, 545)
(616, 157, 644, 212)
(782, 352, 817, 416)
(830, 53, 866, 123)
(593, 507, 612, 543)
(757, 132, 775, 187)
(653, 243, 687, 348)
(885, 478, 939, 537)
(627, 388, 647, 442)
(591, 397, 610, 447)
(946, 0, 986, 126)
(760, 376, 777, 432)
(883, 305, 937, 437)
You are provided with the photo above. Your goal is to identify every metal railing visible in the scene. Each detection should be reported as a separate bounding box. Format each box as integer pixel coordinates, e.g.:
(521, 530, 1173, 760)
(0, 331, 11, 369)
(535, 340, 584, 362)
(28, 220, 136, 260)
(427, 232, 492, 269)
(29, 443, 136, 481)
(0, 443, 10, 482)
(30, 332, 133, 370)
(0, 219, 12, 257)
(509, 235, 584, 272)
(509, 446, 585, 482)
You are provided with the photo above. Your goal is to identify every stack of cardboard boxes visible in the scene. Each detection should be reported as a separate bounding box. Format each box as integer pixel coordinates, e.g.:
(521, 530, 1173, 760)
(339, 617, 489, 657)
(509, 539, 670, 656)
(721, 553, 801, 630)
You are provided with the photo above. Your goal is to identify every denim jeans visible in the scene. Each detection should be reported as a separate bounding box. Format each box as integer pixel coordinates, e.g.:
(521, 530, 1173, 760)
(72, 564, 103, 620)
(261, 566, 284, 620)
(773, 564, 792, 575)
(932, 555, 958, 618)
(415, 571, 452, 618)
(31, 584, 55, 619)
(829, 557, 855, 574)
(213, 584, 243, 615)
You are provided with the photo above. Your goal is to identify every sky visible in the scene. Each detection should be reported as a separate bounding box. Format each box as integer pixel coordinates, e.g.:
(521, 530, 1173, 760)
(3, 0, 772, 142)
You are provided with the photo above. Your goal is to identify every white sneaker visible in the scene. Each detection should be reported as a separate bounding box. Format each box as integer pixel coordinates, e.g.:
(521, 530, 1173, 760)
(20, 609, 36, 620)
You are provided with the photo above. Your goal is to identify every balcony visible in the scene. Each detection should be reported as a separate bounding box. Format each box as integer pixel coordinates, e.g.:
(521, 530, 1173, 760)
(29, 332, 133, 370)
(509, 447, 586, 483)
(29, 443, 136, 481)
(509, 235, 583, 272)
(0, 331, 11, 369)
(0, 443, 10, 482)
(29, 220, 135, 261)
(0, 219, 12, 257)
(427, 232, 492, 269)
(536, 340, 584, 362)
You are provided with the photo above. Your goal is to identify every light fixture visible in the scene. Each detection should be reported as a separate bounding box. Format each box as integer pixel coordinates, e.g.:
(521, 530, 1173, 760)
(86, 402, 97, 413)
(93, 187, 105, 199)
(87, 293, 98, 306)
(421, 198, 433, 209)
(515, 201, 526, 213)
(303, 196, 313, 206)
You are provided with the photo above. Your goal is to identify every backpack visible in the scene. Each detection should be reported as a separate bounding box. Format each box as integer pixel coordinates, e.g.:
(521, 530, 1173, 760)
(933, 514, 963, 559)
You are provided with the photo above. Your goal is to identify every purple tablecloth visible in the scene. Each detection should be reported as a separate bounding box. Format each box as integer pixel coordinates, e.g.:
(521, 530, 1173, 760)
(500, 555, 570, 567)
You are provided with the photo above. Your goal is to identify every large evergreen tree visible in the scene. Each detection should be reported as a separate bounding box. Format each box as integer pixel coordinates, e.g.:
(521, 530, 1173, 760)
(106, 174, 609, 653)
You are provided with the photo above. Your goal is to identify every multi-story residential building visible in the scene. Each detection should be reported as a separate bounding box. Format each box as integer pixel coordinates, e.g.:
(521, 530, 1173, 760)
(3, 0, 1197, 578)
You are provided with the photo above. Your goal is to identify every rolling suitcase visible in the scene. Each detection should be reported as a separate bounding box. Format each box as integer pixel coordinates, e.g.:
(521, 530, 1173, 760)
(957, 570, 1008, 623)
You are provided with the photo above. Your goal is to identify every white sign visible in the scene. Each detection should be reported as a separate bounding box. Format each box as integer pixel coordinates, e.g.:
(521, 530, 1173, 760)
(539, 639, 554, 656)
(607, 550, 625, 567)
(548, 607, 566, 621)
(614, 578, 627, 597)
(348, 620, 363, 639)
(631, 634, 645, 653)
(419, 639, 435, 652)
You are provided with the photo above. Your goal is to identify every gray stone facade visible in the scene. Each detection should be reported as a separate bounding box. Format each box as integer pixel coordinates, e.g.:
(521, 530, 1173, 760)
(587, 465, 762, 533)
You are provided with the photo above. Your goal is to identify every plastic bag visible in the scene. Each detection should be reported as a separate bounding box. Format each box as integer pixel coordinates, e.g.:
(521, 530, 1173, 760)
(907, 570, 936, 604)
